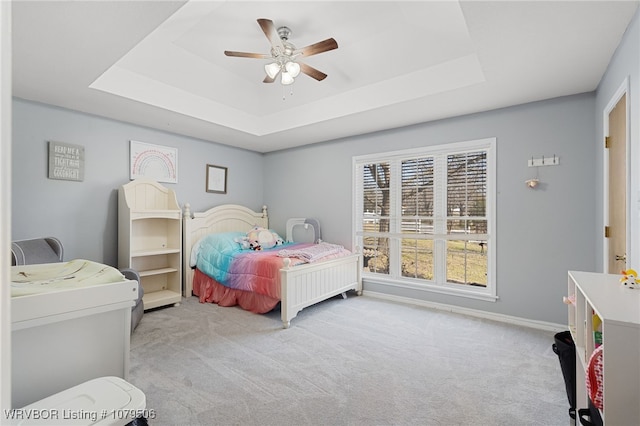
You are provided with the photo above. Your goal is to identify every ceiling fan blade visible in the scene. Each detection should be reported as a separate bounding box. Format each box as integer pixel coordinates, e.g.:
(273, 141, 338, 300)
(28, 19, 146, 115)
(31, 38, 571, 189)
(224, 50, 270, 59)
(263, 75, 275, 83)
(299, 62, 327, 81)
(257, 18, 284, 53)
(295, 38, 338, 57)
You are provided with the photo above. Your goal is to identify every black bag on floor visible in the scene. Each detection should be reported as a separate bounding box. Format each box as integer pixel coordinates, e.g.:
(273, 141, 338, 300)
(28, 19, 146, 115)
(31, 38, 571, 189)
(578, 399, 603, 426)
(126, 417, 148, 426)
(553, 330, 576, 419)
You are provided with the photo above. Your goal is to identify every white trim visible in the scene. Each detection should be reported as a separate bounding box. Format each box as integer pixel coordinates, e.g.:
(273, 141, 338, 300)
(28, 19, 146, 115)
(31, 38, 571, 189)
(353, 137, 496, 162)
(0, 0, 11, 411)
(602, 76, 630, 273)
(363, 291, 566, 333)
(364, 276, 498, 302)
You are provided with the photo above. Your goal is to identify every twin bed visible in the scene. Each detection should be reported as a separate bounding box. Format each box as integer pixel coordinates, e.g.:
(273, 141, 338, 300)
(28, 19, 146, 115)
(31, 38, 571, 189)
(182, 203, 362, 328)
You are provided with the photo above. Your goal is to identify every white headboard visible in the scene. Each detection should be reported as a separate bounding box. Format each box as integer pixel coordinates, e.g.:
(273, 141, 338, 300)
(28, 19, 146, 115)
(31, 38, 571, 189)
(182, 203, 268, 296)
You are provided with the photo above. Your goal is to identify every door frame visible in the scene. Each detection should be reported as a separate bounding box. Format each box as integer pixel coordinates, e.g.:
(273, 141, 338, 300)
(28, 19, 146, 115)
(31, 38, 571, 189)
(0, 0, 11, 411)
(602, 77, 630, 273)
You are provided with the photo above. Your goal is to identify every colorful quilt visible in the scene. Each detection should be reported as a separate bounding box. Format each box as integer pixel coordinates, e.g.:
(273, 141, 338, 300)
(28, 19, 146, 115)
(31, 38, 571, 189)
(193, 232, 350, 299)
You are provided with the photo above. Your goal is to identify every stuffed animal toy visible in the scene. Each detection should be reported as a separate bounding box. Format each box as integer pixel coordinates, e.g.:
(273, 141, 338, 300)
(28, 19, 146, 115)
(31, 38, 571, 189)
(246, 226, 284, 250)
(234, 236, 252, 250)
(620, 269, 639, 289)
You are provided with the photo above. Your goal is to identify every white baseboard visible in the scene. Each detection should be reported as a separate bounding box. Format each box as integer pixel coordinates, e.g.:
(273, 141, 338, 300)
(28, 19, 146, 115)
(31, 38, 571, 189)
(362, 290, 566, 333)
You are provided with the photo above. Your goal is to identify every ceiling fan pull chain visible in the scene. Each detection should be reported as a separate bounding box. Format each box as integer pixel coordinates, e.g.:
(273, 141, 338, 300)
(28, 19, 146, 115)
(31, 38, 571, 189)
(282, 85, 294, 101)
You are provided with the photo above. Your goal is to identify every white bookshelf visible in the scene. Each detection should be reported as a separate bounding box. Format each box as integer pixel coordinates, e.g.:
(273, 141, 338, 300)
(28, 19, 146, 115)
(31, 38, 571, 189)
(119, 179, 182, 310)
(567, 271, 640, 425)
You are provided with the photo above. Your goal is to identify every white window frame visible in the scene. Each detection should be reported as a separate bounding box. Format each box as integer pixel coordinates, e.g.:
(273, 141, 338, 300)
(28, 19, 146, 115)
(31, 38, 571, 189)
(353, 138, 497, 302)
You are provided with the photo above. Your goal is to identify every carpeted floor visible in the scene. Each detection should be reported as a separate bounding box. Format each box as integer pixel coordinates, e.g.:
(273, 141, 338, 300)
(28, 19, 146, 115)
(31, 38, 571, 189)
(129, 293, 569, 426)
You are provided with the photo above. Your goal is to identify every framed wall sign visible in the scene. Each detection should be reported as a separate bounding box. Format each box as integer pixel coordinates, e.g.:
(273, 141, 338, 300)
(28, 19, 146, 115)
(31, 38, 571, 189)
(206, 164, 227, 194)
(130, 140, 178, 183)
(48, 141, 84, 182)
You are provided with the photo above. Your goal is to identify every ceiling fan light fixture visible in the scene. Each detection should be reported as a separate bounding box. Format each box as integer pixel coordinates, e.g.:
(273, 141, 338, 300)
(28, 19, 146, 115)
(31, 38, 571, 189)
(281, 71, 294, 85)
(226, 19, 338, 88)
(285, 61, 300, 78)
(264, 62, 281, 79)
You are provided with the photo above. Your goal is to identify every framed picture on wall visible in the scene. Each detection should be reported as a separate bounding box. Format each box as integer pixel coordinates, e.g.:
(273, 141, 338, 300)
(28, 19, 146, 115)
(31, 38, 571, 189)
(130, 140, 178, 183)
(206, 164, 227, 194)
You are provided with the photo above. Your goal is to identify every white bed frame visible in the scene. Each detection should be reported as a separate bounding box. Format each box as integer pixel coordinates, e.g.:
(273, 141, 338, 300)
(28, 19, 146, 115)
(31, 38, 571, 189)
(182, 203, 362, 328)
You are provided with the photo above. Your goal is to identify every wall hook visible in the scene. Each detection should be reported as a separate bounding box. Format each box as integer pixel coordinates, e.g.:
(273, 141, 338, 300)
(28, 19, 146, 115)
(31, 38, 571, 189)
(528, 155, 560, 167)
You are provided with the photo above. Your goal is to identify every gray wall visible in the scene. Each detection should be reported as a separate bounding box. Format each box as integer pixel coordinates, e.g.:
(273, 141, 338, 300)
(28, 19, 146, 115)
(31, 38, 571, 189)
(12, 99, 264, 266)
(9, 93, 601, 326)
(264, 93, 597, 325)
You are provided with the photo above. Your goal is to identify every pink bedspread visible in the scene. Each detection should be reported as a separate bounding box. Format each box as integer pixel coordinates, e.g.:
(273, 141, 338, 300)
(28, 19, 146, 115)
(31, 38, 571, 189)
(193, 268, 280, 314)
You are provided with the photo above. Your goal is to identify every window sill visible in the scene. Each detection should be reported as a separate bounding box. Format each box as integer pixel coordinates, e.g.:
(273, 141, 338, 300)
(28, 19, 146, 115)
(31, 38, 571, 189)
(363, 275, 499, 302)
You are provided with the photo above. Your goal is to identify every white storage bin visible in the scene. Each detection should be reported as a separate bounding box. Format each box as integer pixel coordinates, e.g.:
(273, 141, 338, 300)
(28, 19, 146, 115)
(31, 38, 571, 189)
(7, 376, 146, 426)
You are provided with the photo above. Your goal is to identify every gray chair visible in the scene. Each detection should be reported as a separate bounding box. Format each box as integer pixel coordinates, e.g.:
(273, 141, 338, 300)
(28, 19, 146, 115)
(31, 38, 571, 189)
(11, 237, 64, 265)
(120, 268, 144, 333)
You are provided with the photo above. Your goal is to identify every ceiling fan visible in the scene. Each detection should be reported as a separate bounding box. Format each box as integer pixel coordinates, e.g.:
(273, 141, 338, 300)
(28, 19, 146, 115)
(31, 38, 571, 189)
(224, 18, 338, 85)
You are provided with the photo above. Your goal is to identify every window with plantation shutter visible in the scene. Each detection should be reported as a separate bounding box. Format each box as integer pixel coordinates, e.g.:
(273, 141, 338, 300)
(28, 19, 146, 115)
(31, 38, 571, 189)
(353, 138, 496, 301)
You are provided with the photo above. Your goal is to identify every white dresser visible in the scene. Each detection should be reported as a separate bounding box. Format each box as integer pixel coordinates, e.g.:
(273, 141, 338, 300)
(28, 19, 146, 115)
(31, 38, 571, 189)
(11, 272, 138, 408)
